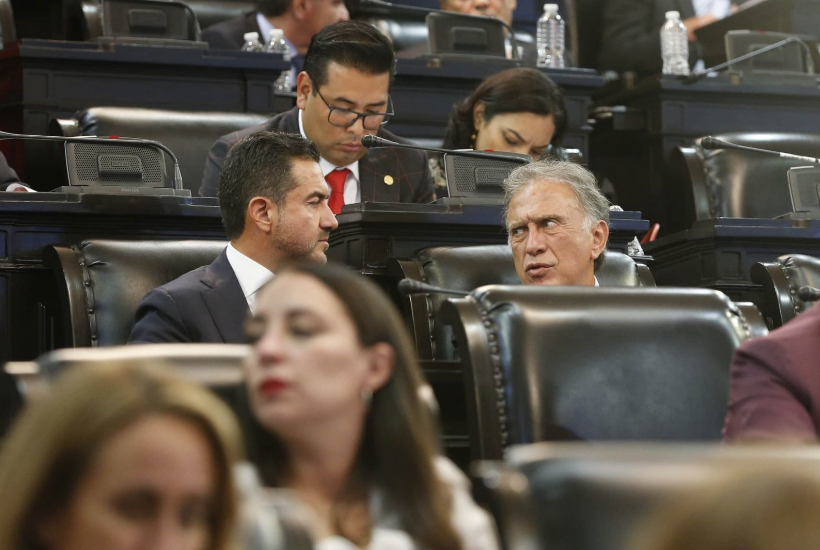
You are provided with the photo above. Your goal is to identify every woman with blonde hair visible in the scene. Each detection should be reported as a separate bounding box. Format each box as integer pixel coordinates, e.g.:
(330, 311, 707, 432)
(244, 262, 498, 550)
(0, 360, 243, 550)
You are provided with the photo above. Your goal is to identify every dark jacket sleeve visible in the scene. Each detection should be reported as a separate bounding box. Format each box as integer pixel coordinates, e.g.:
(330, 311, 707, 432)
(0, 151, 25, 191)
(722, 336, 817, 442)
(199, 136, 232, 198)
(128, 288, 193, 344)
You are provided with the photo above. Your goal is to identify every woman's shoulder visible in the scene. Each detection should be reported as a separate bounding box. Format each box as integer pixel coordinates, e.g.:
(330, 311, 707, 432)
(434, 457, 501, 550)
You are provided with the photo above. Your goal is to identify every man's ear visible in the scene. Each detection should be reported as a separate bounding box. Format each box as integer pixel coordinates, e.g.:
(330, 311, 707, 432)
(472, 101, 486, 129)
(590, 220, 610, 261)
(364, 342, 394, 395)
(247, 196, 278, 235)
(291, 0, 309, 20)
(295, 71, 311, 110)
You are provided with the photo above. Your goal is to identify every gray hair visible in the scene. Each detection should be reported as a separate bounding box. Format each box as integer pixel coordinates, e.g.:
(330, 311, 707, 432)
(502, 160, 611, 230)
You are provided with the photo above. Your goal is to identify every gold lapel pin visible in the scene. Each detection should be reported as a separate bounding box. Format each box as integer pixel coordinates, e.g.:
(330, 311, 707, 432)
(384, 175, 394, 186)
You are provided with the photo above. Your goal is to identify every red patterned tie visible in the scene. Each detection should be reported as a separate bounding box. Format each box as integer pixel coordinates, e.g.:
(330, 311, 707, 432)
(325, 168, 350, 215)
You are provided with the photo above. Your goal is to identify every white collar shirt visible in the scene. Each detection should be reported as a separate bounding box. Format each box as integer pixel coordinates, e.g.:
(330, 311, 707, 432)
(225, 243, 275, 314)
(299, 109, 361, 204)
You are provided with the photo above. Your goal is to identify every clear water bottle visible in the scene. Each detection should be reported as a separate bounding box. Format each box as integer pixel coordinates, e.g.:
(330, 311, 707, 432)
(241, 31, 263, 53)
(660, 11, 690, 75)
(536, 4, 565, 69)
(265, 29, 292, 91)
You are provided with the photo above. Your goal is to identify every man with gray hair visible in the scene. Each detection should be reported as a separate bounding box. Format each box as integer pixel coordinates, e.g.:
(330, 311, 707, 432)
(503, 160, 610, 286)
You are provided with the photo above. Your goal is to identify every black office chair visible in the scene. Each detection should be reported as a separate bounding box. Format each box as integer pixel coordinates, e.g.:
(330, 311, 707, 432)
(389, 246, 655, 361)
(565, 0, 604, 69)
(473, 443, 820, 550)
(440, 286, 766, 460)
(673, 132, 820, 225)
(44, 239, 227, 348)
(81, 0, 204, 41)
(51, 107, 270, 192)
(186, 0, 256, 30)
(751, 253, 820, 329)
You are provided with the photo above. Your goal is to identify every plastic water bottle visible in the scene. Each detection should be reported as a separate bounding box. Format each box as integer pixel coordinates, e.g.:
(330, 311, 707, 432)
(241, 31, 263, 52)
(265, 29, 292, 91)
(660, 11, 690, 75)
(536, 4, 565, 69)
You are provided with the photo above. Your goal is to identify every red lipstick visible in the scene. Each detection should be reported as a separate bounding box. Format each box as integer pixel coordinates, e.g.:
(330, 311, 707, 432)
(259, 379, 288, 397)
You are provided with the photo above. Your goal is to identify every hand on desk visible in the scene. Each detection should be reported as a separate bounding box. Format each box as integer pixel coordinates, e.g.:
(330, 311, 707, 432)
(684, 5, 738, 42)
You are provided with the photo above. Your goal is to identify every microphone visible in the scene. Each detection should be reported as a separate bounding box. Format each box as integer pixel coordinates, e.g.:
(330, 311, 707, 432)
(797, 285, 820, 302)
(700, 136, 820, 165)
(397, 278, 470, 296)
(0, 130, 184, 190)
(355, 0, 520, 60)
(361, 134, 530, 164)
(682, 36, 814, 84)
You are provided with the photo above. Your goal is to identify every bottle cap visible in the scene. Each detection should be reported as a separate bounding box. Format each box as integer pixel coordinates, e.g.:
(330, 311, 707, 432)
(544, 3, 559, 13)
(269, 29, 284, 41)
(243, 31, 259, 42)
(665, 10, 680, 19)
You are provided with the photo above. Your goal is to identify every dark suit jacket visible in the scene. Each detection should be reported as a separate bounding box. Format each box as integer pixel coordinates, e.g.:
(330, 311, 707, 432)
(0, 151, 25, 191)
(199, 107, 434, 203)
(598, 0, 699, 75)
(128, 249, 250, 344)
(201, 11, 261, 51)
(722, 303, 820, 442)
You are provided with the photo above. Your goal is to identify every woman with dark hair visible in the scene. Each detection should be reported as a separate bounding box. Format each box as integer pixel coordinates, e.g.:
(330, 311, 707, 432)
(436, 67, 567, 193)
(244, 262, 498, 550)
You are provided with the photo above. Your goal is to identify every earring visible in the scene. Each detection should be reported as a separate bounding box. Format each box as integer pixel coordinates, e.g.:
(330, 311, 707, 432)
(361, 387, 373, 407)
(470, 131, 477, 149)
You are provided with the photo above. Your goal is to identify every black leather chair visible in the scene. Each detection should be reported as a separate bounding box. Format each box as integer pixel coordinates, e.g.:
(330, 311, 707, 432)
(440, 286, 766, 460)
(473, 443, 820, 550)
(44, 239, 227, 348)
(51, 107, 270, 193)
(674, 132, 820, 225)
(751, 253, 820, 329)
(565, 0, 603, 69)
(186, 0, 256, 30)
(389, 246, 655, 361)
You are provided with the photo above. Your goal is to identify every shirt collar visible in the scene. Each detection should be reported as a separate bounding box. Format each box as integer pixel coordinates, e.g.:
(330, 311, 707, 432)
(594, 275, 599, 287)
(297, 109, 359, 181)
(255, 12, 298, 59)
(225, 243, 274, 311)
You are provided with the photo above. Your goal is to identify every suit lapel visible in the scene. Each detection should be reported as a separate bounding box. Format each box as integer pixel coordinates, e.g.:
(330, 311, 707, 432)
(201, 250, 250, 344)
(359, 150, 397, 202)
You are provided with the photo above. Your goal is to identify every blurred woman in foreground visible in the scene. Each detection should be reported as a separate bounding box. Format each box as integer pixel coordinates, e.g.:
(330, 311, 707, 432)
(244, 262, 498, 550)
(0, 360, 242, 550)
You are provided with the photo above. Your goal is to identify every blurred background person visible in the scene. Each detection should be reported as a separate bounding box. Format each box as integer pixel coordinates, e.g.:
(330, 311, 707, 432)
(435, 67, 567, 195)
(0, 360, 242, 550)
(632, 468, 820, 550)
(243, 262, 499, 550)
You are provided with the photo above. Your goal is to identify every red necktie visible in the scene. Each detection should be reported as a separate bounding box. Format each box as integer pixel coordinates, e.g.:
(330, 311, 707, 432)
(326, 168, 350, 215)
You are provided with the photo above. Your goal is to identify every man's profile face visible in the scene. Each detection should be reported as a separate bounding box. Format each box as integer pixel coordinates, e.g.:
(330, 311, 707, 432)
(273, 158, 339, 263)
(506, 180, 607, 286)
(439, 0, 516, 25)
(296, 62, 391, 167)
(301, 0, 350, 38)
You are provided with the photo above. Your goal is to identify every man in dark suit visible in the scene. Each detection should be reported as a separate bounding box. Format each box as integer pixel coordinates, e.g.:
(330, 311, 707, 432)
(723, 303, 820, 442)
(201, 21, 434, 208)
(598, 0, 735, 75)
(201, 0, 348, 55)
(129, 131, 338, 344)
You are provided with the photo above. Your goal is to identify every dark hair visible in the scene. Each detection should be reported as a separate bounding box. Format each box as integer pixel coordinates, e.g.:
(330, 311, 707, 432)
(257, 0, 291, 17)
(442, 67, 568, 150)
(245, 262, 463, 550)
(303, 20, 394, 91)
(218, 131, 319, 240)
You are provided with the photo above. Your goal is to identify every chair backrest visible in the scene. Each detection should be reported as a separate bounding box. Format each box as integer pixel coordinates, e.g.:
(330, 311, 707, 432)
(474, 443, 820, 550)
(54, 107, 270, 192)
(440, 286, 764, 460)
(44, 239, 228, 348)
(564, 0, 604, 69)
(185, 0, 256, 30)
(751, 253, 820, 329)
(389, 245, 655, 360)
(675, 132, 820, 223)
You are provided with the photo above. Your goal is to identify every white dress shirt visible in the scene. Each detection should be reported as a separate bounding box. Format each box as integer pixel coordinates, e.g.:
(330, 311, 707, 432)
(299, 109, 361, 205)
(692, 0, 733, 19)
(225, 243, 274, 314)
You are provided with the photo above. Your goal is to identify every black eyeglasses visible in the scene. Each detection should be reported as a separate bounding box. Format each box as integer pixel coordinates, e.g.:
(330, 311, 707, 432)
(316, 89, 394, 130)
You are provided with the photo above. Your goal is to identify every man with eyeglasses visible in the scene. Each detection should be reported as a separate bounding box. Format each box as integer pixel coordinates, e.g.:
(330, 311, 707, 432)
(200, 21, 434, 209)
